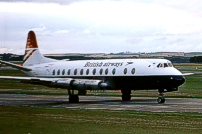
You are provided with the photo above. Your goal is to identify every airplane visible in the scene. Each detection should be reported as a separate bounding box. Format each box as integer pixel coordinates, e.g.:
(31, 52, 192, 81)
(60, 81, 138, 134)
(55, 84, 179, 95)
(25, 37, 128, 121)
(0, 31, 188, 103)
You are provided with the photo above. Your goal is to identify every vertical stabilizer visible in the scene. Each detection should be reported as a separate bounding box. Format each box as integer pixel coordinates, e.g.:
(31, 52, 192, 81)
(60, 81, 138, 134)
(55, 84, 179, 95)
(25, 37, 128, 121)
(23, 31, 56, 66)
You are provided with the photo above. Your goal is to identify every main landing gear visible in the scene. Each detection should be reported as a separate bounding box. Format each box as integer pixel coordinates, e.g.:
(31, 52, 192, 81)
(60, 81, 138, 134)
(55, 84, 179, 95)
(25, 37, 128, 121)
(68, 89, 79, 103)
(157, 89, 165, 103)
(121, 90, 131, 101)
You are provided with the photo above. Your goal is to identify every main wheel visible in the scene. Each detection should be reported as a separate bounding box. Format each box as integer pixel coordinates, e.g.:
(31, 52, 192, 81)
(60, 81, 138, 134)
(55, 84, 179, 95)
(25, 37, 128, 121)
(121, 90, 131, 101)
(122, 94, 131, 101)
(69, 95, 79, 103)
(78, 90, 87, 95)
(157, 97, 165, 103)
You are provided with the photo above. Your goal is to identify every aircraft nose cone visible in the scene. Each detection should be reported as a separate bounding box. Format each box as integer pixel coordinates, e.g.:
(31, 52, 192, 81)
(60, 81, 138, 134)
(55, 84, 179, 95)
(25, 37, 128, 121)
(173, 76, 185, 85)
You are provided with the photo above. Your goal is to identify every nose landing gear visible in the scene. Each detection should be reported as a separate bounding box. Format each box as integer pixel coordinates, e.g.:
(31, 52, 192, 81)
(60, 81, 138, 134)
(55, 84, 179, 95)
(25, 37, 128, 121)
(157, 87, 179, 103)
(157, 92, 165, 103)
(157, 89, 165, 103)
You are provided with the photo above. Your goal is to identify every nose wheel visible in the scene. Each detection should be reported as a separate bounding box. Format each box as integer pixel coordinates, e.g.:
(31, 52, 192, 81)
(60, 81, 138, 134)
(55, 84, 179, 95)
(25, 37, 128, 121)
(157, 93, 165, 103)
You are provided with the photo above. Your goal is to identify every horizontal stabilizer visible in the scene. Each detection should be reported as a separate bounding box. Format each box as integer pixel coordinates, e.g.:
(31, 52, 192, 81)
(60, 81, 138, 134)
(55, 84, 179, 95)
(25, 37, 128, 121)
(0, 60, 32, 71)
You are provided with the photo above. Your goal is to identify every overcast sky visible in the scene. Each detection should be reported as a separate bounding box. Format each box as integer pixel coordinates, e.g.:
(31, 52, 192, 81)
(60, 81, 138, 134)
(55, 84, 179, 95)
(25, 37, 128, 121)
(1, 0, 202, 54)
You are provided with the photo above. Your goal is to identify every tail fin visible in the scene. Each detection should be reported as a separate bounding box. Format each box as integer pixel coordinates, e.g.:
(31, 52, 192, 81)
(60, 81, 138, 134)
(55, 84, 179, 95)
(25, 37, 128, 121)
(23, 31, 56, 66)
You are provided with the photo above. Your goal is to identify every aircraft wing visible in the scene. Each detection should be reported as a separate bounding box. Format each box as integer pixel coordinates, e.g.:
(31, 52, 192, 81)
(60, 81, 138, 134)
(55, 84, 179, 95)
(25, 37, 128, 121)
(0, 76, 75, 89)
(0, 76, 107, 89)
(0, 76, 64, 82)
(0, 60, 32, 71)
(182, 73, 194, 75)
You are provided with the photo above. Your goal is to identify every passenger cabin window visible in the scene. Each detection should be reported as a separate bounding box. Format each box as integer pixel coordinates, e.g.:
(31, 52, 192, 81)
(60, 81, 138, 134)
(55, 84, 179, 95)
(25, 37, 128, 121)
(68, 69, 71, 75)
(74, 69, 77, 75)
(93, 68, 96, 75)
(124, 68, 127, 74)
(86, 69, 89, 75)
(80, 69, 83, 75)
(100, 69, 103, 75)
(57, 69, 60, 75)
(52, 69, 55, 75)
(112, 68, 116, 75)
(62, 69, 65, 75)
(131, 68, 135, 74)
(105, 68, 108, 75)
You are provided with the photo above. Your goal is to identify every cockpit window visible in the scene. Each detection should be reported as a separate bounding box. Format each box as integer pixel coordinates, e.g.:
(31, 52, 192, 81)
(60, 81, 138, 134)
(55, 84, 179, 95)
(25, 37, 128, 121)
(168, 63, 173, 67)
(157, 63, 163, 68)
(157, 63, 173, 68)
(164, 63, 168, 67)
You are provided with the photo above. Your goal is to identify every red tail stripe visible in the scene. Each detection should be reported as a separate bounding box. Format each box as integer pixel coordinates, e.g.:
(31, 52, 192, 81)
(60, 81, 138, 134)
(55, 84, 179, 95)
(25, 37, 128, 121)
(23, 49, 36, 64)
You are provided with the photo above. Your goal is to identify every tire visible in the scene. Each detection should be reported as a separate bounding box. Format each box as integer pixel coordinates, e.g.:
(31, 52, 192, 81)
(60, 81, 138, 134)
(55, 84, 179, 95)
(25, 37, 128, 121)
(122, 95, 131, 101)
(69, 95, 79, 103)
(157, 97, 165, 103)
(121, 89, 131, 101)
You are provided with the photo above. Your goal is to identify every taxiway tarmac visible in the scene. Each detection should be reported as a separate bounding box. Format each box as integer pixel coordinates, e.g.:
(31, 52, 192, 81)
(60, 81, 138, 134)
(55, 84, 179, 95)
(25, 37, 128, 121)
(0, 94, 202, 113)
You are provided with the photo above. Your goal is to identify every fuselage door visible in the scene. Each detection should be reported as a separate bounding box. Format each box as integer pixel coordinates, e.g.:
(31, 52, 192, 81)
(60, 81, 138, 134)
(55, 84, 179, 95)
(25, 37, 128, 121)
(45, 66, 50, 76)
(33, 67, 42, 76)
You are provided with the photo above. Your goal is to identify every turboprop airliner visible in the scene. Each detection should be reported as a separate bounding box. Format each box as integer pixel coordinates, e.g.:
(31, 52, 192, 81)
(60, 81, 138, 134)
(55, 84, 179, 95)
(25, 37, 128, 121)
(0, 31, 188, 103)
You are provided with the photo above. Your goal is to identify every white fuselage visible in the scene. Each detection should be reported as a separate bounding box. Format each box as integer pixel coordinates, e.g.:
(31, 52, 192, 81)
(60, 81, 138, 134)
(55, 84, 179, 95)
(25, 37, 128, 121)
(25, 59, 182, 77)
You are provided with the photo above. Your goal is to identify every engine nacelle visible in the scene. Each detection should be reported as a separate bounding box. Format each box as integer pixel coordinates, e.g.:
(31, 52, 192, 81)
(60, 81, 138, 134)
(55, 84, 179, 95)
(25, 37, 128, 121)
(72, 79, 107, 90)
(53, 78, 108, 90)
(53, 78, 74, 87)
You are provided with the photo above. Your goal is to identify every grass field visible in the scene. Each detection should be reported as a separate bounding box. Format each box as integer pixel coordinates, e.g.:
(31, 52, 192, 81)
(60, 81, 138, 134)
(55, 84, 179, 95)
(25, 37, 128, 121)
(0, 106, 202, 134)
